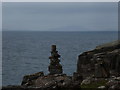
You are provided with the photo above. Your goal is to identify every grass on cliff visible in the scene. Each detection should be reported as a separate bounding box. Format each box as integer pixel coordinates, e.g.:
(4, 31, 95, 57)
(80, 80, 108, 88)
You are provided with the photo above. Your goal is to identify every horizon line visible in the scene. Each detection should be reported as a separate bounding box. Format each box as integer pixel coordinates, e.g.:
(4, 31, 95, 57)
(2, 30, 118, 32)
(2, 0, 119, 2)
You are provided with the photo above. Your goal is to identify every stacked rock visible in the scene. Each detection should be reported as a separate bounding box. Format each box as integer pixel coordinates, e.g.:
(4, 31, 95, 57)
(48, 45, 63, 75)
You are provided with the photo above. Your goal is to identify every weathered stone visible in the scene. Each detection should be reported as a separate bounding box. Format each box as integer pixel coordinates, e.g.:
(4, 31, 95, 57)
(106, 76, 120, 89)
(21, 72, 44, 86)
(48, 45, 63, 75)
(98, 86, 105, 89)
(72, 72, 83, 81)
(95, 63, 102, 77)
(81, 77, 92, 85)
(116, 54, 120, 75)
(35, 74, 72, 88)
(95, 59, 110, 78)
(77, 40, 120, 78)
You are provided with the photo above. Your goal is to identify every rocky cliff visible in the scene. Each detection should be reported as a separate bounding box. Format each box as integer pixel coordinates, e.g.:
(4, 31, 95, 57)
(2, 41, 120, 90)
(76, 41, 120, 89)
(77, 40, 120, 78)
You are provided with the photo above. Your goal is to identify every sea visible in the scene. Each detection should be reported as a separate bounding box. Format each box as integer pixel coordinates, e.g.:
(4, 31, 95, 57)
(2, 31, 118, 86)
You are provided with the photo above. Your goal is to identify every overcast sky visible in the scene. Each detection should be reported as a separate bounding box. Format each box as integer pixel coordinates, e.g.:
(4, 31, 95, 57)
(3, 2, 118, 31)
(2, 0, 119, 2)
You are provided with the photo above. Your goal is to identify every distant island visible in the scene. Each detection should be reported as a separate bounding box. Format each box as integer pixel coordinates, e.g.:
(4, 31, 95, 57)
(2, 40, 120, 90)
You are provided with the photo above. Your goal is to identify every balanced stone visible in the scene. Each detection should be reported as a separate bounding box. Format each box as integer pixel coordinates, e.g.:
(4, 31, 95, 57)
(48, 45, 63, 75)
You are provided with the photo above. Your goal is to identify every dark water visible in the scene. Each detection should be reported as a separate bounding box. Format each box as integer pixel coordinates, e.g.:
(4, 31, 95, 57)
(2, 31, 118, 85)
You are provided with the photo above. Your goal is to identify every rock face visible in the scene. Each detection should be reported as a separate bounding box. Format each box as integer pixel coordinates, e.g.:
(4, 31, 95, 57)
(34, 74, 73, 88)
(106, 76, 120, 89)
(77, 40, 120, 78)
(20, 73, 81, 89)
(48, 45, 63, 75)
(21, 72, 44, 86)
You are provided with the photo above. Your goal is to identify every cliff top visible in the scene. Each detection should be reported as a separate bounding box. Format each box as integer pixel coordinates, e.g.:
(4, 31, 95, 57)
(96, 40, 120, 50)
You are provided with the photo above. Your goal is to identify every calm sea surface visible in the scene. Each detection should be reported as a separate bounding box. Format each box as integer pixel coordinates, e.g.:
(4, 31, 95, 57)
(2, 31, 118, 85)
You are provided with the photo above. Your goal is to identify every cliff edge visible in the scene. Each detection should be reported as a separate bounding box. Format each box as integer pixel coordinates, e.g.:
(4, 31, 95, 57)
(77, 40, 120, 77)
(2, 41, 120, 90)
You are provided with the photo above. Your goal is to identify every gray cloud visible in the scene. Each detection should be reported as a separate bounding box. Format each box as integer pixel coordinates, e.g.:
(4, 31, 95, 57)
(2, 2, 118, 31)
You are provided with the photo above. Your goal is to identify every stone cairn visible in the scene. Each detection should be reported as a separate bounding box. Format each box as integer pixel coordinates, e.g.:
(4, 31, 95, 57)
(48, 45, 63, 75)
